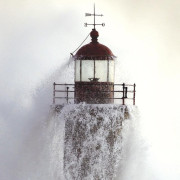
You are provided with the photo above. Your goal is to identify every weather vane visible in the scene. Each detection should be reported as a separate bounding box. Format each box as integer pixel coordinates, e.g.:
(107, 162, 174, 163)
(84, 4, 105, 29)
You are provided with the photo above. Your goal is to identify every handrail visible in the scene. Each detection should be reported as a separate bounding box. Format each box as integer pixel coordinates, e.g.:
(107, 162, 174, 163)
(53, 82, 136, 105)
(54, 83, 133, 86)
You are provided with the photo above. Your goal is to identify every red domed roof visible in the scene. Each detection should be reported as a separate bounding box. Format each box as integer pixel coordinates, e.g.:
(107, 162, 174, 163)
(75, 29, 115, 60)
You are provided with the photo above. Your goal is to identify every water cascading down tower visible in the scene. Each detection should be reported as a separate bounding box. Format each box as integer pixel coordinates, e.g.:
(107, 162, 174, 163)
(53, 5, 136, 180)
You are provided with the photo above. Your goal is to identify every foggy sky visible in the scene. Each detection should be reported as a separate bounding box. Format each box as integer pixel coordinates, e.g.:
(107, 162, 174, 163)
(0, 0, 180, 179)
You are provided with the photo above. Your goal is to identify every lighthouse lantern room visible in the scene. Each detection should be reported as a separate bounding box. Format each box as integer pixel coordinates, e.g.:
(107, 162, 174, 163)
(74, 28, 116, 104)
(53, 6, 136, 105)
(74, 6, 116, 104)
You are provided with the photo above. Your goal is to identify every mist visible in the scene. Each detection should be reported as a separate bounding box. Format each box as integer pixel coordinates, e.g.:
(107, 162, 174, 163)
(0, 0, 180, 179)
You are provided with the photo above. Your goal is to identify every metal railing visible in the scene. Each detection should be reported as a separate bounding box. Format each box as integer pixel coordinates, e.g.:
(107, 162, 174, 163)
(53, 82, 136, 105)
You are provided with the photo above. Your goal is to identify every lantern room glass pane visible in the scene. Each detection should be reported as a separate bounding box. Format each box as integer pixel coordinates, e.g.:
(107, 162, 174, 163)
(82, 60, 94, 81)
(109, 60, 114, 82)
(95, 60, 107, 82)
(75, 60, 80, 81)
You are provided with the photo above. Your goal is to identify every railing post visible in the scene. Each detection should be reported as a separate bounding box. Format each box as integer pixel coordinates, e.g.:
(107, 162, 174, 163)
(122, 83, 125, 105)
(66, 87, 69, 104)
(53, 82, 56, 104)
(113, 84, 114, 104)
(133, 83, 136, 105)
(74, 85, 76, 104)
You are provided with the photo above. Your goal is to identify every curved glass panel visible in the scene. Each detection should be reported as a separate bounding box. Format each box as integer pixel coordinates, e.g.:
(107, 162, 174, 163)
(109, 61, 114, 82)
(75, 59, 114, 82)
(75, 60, 80, 81)
(95, 60, 107, 82)
(82, 60, 94, 81)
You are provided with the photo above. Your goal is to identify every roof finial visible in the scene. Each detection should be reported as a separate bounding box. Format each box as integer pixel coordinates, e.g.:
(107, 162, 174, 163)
(84, 4, 105, 30)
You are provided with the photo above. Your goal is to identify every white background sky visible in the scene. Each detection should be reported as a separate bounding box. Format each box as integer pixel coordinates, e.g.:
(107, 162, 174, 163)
(0, 0, 180, 179)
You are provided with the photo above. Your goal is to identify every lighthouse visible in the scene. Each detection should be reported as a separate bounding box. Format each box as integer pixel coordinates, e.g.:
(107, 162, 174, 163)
(53, 6, 137, 180)
(74, 6, 115, 104)
(74, 28, 115, 104)
(53, 5, 136, 106)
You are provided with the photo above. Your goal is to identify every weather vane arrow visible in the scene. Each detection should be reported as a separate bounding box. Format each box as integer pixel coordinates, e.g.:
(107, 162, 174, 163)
(84, 4, 105, 29)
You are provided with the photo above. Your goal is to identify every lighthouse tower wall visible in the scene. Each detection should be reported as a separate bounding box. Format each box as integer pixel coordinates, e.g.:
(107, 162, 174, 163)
(57, 104, 136, 180)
